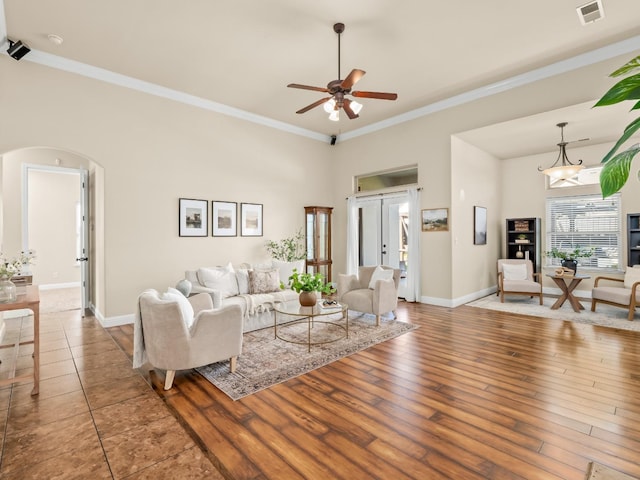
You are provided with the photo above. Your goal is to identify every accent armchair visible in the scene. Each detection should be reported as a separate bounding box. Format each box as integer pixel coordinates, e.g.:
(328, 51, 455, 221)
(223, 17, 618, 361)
(337, 265, 401, 326)
(134, 289, 243, 390)
(591, 268, 640, 321)
(497, 259, 543, 304)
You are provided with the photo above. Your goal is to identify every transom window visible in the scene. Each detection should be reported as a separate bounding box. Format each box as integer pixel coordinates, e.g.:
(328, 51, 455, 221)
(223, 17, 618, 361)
(546, 193, 621, 271)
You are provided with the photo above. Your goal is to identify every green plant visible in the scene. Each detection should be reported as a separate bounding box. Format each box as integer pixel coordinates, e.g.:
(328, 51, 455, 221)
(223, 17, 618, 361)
(545, 247, 594, 261)
(283, 269, 335, 294)
(594, 55, 640, 198)
(265, 229, 306, 262)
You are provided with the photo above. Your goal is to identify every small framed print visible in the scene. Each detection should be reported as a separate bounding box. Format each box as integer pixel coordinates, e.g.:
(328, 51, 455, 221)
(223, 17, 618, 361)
(179, 198, 208, 237)
(240, 203, 263, 237)
(421, 208, 449, 232)
(212, 201, 237, 237)
(474, 206, 487, 245)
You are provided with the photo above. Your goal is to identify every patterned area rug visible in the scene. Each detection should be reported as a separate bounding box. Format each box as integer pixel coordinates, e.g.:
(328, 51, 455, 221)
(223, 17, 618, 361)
(196, 313, 417, 400)
(586, 462, 639, 480)
(467, 294, 640, 332)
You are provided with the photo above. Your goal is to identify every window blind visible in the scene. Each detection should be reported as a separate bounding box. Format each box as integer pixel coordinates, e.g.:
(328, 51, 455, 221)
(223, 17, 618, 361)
(546, 193, 621, 270)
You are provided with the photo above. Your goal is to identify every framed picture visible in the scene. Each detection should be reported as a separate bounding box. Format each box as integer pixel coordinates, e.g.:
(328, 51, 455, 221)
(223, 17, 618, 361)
(474, 206, 487, 245)
(179, 198, 208, 237)
(212, 201, 237, 237)
(240, 203, 263, 237)
(421, 208, 448, 232)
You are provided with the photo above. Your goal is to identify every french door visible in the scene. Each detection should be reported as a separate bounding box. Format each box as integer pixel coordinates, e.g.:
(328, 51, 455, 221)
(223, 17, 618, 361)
(356, 194, 409, 298)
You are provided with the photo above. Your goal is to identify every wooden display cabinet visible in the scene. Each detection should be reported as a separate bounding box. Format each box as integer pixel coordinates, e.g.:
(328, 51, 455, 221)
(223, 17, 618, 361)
(305, 206, 333, 282)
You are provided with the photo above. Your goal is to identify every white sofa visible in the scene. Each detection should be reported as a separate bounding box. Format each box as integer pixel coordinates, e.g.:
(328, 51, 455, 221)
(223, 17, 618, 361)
(182, 260, 303, 332)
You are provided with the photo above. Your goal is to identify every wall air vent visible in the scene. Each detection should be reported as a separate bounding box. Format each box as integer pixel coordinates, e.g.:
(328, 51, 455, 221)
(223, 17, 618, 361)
(576, 0, 604, 25)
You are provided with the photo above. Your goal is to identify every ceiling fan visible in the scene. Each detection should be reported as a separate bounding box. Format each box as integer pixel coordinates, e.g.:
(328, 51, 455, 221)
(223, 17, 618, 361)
(287, 22, 398, 121)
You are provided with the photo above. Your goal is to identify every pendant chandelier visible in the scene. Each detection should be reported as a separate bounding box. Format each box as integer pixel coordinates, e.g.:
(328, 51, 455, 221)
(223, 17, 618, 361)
(538, 122, 584, 180)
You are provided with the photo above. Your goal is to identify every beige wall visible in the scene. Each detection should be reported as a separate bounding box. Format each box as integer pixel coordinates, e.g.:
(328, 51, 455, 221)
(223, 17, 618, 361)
(332, 53, 635, 306)
(451, 137, 502, 300)
(0, 57, 330, 320)
(1, 49, 639, 319)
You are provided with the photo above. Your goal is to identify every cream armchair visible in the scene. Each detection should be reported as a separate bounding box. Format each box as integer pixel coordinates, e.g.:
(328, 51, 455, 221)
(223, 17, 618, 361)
(497, 259, 543, 304)
(134, 289, 243, 390)
(591, 268, 640, 321)
(337, 266, 401, 326)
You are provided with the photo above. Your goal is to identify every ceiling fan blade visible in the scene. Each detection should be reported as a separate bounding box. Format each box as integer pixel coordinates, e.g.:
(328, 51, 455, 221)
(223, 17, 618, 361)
(341, 69, 366, 90)
(287, 83, 330, 93)
(343, 99, 359, 120)
(352, 91, 398, 100)
(295, 97, 333, 114)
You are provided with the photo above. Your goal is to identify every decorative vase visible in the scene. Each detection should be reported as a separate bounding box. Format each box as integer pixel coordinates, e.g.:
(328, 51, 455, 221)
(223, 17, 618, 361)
(299, 291, 317, 307)
(0, 277, 17, 303)
(561, 259, 577, 273)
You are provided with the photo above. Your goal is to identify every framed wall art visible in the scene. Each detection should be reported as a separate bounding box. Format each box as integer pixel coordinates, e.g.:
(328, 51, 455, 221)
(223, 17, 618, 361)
(212, 201, 237, 237)
(474, 206, 487, 245)
(179, 198, 208, 237)
(421, 208, 449, 232)
(240, 203, 263, 237)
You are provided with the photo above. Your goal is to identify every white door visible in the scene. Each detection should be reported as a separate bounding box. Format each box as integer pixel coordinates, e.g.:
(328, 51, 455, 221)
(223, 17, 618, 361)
(78, 169, 90, 314)
(357, 194, 409, 298)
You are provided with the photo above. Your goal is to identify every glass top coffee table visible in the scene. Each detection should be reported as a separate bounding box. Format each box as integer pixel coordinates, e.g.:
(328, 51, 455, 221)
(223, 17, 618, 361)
(273, 300, 349, 352)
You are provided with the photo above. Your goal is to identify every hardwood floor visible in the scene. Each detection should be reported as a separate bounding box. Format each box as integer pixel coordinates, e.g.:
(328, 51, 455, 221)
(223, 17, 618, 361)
(109, 301, 640, 480)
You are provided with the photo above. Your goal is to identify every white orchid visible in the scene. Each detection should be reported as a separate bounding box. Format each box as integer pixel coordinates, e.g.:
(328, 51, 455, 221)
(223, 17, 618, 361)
(0, 250, 36, 278)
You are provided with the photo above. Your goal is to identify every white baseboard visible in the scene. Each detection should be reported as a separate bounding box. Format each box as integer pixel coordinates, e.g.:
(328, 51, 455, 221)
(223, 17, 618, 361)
(100, 313, 134, 328)
(38, 282, 81, 290)
(420, 285, 498, 308)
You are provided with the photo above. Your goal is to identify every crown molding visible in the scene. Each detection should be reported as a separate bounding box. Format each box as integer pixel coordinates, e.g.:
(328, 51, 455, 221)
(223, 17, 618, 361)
(340, 35, 640, 142)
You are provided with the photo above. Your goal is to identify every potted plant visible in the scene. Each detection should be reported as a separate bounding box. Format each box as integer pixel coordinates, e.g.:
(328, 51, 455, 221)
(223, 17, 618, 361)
(283, 268, 335, 306)
(545, 247, 594, 273)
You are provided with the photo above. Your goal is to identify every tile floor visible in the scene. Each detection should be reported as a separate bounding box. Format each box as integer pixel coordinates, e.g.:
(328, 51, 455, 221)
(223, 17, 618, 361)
(0, 290, 223, 479)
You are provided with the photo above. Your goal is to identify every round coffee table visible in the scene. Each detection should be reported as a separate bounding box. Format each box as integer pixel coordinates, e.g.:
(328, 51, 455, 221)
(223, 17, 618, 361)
(273, 300, 349, 352)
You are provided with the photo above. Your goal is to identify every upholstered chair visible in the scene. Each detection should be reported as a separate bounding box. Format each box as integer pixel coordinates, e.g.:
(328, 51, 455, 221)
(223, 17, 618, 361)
(497, 259, 543, 304)
(134, 289, 243, 390)
(337, 265, 401, 326)
(591, 268, 640, 321)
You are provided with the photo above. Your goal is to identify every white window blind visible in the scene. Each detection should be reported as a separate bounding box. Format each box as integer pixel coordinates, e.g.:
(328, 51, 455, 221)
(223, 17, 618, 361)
(546, 193, 621, 270)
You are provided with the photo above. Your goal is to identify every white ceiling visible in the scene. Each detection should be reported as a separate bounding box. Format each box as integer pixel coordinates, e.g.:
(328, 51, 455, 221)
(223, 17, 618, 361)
(2, 0, 640, 156)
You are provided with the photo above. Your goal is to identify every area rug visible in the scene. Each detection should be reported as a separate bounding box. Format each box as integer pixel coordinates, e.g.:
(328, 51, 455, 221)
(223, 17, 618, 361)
(196, 314, 417, 400)
(586, 461, 639, 480)
(467, 294, 640, 332)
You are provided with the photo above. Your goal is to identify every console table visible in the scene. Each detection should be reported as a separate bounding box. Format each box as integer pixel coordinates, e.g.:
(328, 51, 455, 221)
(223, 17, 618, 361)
(546, 274, 590, 313)
(0, 285, 40, 395)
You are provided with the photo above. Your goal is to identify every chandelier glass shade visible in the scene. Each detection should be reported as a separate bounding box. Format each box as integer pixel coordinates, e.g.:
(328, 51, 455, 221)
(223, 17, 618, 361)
(538, 122, 584, 180)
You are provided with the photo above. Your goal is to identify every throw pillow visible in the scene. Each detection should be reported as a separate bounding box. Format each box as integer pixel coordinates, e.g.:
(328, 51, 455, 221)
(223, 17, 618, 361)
(624, 267, 640, 289)
(161, 287, 195, 328)
(235, 268, 250, 295)
(502, 263, 527, 281)
(249, 268, 280, 294)
(175, 278, 192, 297)
(368, 266, 394, 289)
(197, 263, 239, 298)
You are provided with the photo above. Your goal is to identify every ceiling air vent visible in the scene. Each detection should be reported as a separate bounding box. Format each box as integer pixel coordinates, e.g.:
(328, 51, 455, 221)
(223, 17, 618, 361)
(576, 0, 604, 25)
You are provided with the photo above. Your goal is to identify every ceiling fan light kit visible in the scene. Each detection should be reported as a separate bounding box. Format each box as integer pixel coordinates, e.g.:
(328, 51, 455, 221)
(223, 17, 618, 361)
(538, 122, 585, 180)
(287, 22, 397, 122)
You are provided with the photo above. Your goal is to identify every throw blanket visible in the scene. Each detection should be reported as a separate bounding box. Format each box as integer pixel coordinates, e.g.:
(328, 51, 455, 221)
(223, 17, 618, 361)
(238, 291, 288, 319)
(132, 294, 147, 369)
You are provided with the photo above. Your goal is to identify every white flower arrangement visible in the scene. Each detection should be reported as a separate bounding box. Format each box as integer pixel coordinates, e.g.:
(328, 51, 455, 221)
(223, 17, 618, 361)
(0, 250, 36, 278)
